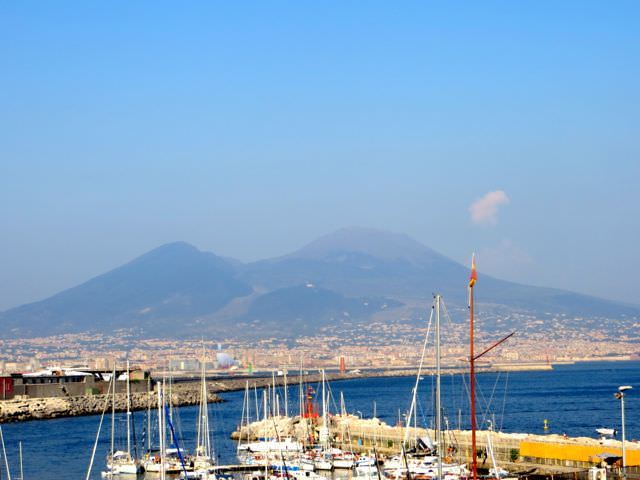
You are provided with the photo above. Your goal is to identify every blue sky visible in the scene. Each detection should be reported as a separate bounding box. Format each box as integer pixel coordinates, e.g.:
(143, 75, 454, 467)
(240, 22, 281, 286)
(1, 1, 638, 309)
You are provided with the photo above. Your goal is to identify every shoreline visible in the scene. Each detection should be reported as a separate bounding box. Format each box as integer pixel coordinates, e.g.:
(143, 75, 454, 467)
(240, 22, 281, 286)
(0, 363, 552, 423)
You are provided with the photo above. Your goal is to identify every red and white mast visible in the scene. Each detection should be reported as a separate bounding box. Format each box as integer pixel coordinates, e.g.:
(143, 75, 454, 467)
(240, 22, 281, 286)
(468, 254, 478, 480)
(468, 254, 514, 480)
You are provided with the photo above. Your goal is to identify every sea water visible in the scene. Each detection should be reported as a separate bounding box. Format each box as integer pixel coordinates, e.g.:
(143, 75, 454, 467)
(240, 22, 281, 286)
(1, 361, 639, 479)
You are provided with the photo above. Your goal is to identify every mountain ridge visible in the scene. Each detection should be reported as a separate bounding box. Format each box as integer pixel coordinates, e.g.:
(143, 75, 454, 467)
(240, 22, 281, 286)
(1, 228, 637, 338)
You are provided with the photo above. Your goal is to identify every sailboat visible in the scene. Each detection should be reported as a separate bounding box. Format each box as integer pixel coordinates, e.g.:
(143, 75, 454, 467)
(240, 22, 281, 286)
(385, 295, 470, 480)
(236, 381, 252, 458)
(331, 392, 355, 469)
(485, 421, 511, 480)
(313, 370, 333, 471)
(0, 424, 14, 480)
(103, 362, 144, 476)
(183, 351, 216, 479)
(143, 380, 185, 475)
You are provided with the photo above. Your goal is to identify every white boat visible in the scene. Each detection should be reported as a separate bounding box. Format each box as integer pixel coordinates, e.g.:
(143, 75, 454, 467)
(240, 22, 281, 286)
(332, 451, 355, 469)
(314, 371, 333, 471)
(104, 362, 144, 476)
(143, 382, 189, 476)
(300, 456, 316, 472)
(245, 439, 303, 453)
(486, 421, 512, 480)
(355, 456, 378, 476)
(291, 471, 328, 480)
(382, 297, 471, 480)
(192, 351, 216, 471)
(181, 470, 217, 480)
(144, 454, 183, 474)
(103, 450, 143, 475)
(313, 454, 333, 471)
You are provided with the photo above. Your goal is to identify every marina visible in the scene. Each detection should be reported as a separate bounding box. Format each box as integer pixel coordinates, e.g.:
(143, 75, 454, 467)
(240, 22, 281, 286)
(2, 3, 637, 479)
(0, 363, 639, 479)
(0, 264, 637, 480)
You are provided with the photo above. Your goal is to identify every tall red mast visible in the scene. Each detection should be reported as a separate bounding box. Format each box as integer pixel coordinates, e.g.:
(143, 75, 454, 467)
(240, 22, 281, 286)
(469, 254, 478, 480)
(467, 256, 514, 480)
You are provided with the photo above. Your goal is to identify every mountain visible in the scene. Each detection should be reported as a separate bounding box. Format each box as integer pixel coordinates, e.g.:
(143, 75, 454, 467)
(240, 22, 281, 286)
(237, 284, 402, 336)
(243, 227, 638, 317)
(0, 242, 253, 337)
(1, 228, 638, 338)
(242, 227, 465, 298)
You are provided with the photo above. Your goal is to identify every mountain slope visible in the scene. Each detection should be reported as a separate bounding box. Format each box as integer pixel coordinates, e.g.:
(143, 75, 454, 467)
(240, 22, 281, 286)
(242, 227, 465, 298)
(238, 284, 401, 336)
(1, 228, 638, 338)
(243, 227, 639, 317)
(0, 242, 253, 336)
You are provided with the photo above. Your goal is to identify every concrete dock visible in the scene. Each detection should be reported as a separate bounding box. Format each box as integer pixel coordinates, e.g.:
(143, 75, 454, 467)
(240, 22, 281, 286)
(233, 414, 640, 475)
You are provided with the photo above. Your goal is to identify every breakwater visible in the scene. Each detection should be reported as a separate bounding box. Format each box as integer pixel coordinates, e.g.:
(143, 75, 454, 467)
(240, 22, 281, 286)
(233, 414, 640, 474)
(175, 362, 553, 393)
(0, 384, 221, 423)
(0, 363, 552, 423)
(0, 372, 352, 423)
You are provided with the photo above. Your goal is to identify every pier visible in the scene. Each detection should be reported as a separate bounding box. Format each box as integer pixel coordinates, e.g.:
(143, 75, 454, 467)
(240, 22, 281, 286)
(233, 414, 640, 476)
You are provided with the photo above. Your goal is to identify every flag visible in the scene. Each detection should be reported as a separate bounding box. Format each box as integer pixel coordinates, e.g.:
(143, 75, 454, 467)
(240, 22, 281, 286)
(469, 253, 477, 287)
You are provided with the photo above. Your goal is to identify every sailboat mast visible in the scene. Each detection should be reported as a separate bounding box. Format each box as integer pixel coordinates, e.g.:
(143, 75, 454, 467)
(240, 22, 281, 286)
(254, 384, 259, 423)
(85, 373, 113, 480)
(403, 302, 434, 446)
(321, 369, 326, 427)
(435, 294, 443, 480)
(469, 255, 478, 480)
(299, 357, 304, 419)
(239, 381, 249, 454)
(272, 371, 276, 417)
(147, 376, 151, 453)
(487, 422, 498, 476)
(126, 359, 131, 455)
(168, 362, 173, 426)
(158, 382, 166, 480)
(197, 366, 202, 453)
(197, 348, 210, 457)
(19, 441, 23, 480)
(203, 358, 211, 458)
(263, 388, 268, 422)
(0, 425, 12, 480)
(321, 369, 328, 449)
(284, 369, 288, 418)
(111, 363, 116, 460)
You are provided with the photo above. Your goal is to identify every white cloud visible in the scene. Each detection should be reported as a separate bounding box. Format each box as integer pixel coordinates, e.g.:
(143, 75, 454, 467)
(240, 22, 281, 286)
(469, 190, 510, 226)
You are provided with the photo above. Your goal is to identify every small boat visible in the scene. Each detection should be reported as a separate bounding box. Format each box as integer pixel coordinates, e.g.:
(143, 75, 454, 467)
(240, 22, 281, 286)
(192, 350, 216, 472)
(299, 455, 316, 472)
(355, 456, 378, 476)
(313, 453, 333, 471)
(290, 471, 328, 480)
(103, 363, 144, 476)
(332, 451, 355, 469)
(103, 450, 144, 475)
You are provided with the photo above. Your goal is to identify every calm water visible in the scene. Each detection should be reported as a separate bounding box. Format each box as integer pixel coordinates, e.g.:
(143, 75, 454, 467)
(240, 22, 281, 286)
(1, 361, 639, 479)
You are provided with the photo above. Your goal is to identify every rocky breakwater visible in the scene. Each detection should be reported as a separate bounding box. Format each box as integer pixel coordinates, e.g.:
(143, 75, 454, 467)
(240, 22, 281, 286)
(0, 384, 222, 423)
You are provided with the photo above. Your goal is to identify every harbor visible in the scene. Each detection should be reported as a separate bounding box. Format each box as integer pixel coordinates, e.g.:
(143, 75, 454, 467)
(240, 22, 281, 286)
(0, 366, 553, 423)
(233, 413, 640, 474)
(0, 361, 638, 479)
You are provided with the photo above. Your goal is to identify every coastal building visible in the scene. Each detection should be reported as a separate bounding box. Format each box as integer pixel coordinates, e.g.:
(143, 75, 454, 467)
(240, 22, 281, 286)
(0, 368, 150, 400)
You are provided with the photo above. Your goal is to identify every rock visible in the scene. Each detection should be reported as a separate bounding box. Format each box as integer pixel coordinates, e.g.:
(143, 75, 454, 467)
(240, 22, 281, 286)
(0, 386, 222, 423)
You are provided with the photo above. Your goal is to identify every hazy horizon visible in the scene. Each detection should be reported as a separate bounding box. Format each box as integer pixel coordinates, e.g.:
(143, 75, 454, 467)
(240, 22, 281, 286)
(1, 1, 638, 310)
